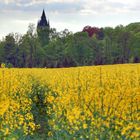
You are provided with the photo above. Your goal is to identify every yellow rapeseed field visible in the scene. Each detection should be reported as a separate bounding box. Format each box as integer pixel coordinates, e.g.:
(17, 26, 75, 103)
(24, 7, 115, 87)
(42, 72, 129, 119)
(0, 64, 140, 139)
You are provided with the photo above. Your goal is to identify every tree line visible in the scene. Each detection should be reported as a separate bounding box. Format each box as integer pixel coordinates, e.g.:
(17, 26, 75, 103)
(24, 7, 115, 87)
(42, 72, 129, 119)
(0, 22, 140, 68)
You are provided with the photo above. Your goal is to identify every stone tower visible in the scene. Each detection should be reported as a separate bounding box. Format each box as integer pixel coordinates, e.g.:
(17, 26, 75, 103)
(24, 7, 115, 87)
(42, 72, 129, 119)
(37, 10, 50, 47)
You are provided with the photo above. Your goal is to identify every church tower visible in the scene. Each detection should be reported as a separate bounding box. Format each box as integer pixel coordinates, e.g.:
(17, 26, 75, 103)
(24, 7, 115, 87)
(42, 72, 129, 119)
(37, 10, 50, 47)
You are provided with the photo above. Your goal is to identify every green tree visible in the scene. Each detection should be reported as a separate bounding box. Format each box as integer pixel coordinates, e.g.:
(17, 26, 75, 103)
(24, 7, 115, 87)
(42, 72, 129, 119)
(45, 36, 66, 67)
(129, 32, 140, 62)
(3, 33, 18, 66)
(0, 41, 5, 64)
(19, 24, 46, 67)
(64, 32, 94, 66)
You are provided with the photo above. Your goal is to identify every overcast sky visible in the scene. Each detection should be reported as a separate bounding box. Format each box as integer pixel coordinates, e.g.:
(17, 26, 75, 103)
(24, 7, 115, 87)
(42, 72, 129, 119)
(0, 0, 140, 39)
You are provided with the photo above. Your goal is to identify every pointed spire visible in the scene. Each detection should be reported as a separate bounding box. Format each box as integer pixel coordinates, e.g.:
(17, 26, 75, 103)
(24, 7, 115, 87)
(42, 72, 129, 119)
(38, 9, 50, 28)
(41, 9, 46, 20)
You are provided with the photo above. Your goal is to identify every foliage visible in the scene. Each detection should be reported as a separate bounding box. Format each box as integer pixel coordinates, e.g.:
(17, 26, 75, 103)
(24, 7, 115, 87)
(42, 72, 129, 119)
(0, 22, 140, 67)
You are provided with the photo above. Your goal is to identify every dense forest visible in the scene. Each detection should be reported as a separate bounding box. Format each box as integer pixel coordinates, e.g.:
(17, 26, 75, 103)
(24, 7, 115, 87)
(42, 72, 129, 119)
(0, 22, 140, 68)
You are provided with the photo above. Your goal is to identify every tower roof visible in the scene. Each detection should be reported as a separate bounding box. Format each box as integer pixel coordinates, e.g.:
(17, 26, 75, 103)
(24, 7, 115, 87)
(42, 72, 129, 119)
(38, 10, 49, 28)
(41, 9, 46, 20)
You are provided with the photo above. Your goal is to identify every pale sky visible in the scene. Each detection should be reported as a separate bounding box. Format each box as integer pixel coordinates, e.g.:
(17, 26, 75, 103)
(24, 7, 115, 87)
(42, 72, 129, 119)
(0, 0, 140, 39)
